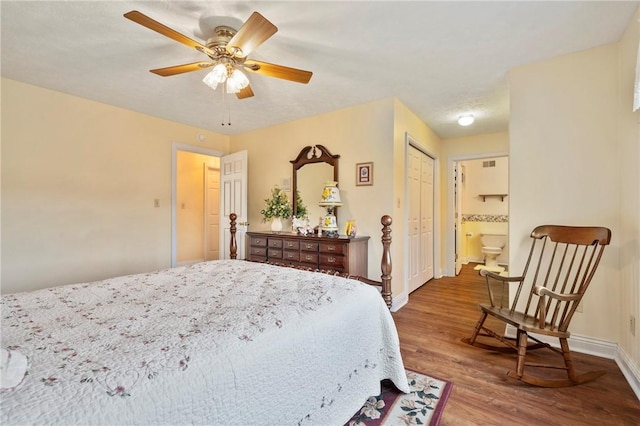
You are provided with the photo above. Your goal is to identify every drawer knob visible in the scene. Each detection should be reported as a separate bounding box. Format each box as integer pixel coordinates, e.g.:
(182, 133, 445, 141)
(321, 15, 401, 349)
(328, 256, 336, 263)
(327, 245, 336, 251)
(305, 255, 312, 261)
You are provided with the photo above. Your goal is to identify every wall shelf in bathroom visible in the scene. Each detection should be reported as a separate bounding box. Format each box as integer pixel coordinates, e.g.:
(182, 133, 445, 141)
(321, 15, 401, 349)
(479, 194, 508, 202)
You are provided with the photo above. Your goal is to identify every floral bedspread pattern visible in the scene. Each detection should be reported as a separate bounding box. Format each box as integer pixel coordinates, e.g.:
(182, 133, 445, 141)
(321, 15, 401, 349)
(1, 260, 408, 425)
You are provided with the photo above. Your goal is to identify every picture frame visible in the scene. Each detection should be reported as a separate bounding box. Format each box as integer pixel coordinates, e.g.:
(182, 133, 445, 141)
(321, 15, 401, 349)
(356, 162, 373, 186)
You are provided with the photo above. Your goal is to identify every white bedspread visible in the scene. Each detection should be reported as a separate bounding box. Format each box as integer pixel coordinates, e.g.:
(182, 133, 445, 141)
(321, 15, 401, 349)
(1, 260, 408, 425)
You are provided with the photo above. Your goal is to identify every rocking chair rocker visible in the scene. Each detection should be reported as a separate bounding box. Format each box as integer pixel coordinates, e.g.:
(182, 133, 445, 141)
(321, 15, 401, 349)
(462, 225, 611, 387)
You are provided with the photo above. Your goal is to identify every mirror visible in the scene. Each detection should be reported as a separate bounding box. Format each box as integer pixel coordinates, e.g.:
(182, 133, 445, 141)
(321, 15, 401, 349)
(291, 145, 340, 224)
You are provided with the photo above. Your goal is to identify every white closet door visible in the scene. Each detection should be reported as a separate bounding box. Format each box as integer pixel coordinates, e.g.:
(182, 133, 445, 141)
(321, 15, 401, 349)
(408, 147, 422, 292)
(408, 145, 434, 293)
(421, 153, 434, 283)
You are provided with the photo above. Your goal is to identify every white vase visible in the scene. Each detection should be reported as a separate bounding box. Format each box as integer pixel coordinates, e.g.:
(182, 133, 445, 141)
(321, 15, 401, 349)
(270, 217, 283, 232)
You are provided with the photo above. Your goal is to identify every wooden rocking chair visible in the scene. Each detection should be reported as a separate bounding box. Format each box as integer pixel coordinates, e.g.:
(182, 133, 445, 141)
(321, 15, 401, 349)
(462, 225, 611, 387)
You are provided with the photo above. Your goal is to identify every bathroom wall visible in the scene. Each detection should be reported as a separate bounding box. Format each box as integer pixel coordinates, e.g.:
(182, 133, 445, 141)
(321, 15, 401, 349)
(460, 156, 509, 266)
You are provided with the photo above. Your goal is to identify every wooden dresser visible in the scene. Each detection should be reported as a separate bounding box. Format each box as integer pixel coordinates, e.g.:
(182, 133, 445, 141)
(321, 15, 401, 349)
(246, 231, 369, 276)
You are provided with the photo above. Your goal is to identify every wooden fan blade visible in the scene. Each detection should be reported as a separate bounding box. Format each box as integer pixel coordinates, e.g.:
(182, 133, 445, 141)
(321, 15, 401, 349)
(150, 62, 213, 77)
(226, 12, 277, 58)
(243, 60, 312, 84)
(124, 10, 214, 57)
(236, 85, 255, 99)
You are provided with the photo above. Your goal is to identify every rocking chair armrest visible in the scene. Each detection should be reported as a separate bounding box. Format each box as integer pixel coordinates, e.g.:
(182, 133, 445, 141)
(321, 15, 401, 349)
(534, 286, 581, 302)
(480, 270, 525, 307)
(534, 286, 582, 328)
(480, 269, 524, 282)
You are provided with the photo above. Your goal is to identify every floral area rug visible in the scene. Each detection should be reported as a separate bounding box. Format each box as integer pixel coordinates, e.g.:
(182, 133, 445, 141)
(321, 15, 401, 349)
(345, 369, 453, 426)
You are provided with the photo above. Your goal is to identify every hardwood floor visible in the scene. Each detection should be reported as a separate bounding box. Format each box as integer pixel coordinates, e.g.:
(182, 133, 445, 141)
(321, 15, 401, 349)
(392, 263, 640, 425)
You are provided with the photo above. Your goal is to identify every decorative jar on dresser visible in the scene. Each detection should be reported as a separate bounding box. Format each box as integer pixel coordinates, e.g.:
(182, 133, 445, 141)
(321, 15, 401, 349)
(246, 231, 369, 276)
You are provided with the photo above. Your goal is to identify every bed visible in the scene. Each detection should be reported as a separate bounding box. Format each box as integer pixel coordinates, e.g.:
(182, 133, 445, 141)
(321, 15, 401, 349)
(1, 215, 408, 425)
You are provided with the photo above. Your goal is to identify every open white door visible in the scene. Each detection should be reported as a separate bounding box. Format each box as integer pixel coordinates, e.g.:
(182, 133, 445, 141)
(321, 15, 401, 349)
(220, 150, 248, 259)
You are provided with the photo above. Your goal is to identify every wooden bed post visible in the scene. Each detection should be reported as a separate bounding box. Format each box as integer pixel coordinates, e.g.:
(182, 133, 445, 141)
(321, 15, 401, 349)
(229, 213, 237, 260)
(380, 215, 392, 309)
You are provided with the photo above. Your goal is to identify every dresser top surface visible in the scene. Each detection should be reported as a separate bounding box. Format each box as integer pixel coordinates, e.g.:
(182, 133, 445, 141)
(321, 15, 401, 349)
(247, 231, 369, 242)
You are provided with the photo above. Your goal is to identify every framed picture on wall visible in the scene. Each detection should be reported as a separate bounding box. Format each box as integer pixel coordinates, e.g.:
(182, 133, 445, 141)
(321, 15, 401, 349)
(356, 162, 373, 186)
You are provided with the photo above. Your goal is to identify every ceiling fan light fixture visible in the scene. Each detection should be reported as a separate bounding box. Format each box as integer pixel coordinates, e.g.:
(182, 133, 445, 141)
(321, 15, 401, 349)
(458, 114, 475, 126)
(226, 69, 250, 93)
(211, 63, 228, 83)
(202, 64, 227, 90)
(203, 62, 249, 94)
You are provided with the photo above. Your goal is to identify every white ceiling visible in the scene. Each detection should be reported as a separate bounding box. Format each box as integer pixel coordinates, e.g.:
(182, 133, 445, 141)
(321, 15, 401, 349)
(1, 1, 637, 139)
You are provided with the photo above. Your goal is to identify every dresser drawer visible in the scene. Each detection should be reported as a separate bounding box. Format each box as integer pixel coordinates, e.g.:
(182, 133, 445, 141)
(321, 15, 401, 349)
(319, 242, 346, 255)
(320, 253, 345, 270)
(246, 232, 368, 276)
(283, 250, 300, 262)
(268, 239, 283, 248)
(300, 241, 319, 252)
(268, 248, 283, 259)
(250, 246, 267, 257)
(283, 239, 300, 250)
(299, 252, 318, 264)
(250, 236, 268, 247)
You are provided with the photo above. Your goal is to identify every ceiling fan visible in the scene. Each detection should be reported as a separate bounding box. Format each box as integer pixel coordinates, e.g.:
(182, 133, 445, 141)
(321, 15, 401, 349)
(124, 10, 313, 99)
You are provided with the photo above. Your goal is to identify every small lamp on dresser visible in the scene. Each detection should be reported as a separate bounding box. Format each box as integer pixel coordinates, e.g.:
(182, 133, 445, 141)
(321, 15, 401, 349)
(318, 181, 342, 237)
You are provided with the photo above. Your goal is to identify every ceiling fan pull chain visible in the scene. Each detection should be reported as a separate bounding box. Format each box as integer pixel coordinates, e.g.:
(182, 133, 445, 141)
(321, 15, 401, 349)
(221, 84, 227, 126)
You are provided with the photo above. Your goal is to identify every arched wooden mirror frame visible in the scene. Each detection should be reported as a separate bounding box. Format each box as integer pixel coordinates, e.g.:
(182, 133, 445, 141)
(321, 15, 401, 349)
(291, 145, 340, 221)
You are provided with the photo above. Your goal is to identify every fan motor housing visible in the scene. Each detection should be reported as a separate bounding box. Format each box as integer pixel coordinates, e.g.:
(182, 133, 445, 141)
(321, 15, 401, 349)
(205, 26, 244, 60)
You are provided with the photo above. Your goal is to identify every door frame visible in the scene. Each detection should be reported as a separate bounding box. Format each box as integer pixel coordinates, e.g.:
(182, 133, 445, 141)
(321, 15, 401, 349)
(171, 142, 224, 267)
(446, 151, 508, 276)
(403, 133, 439, 302)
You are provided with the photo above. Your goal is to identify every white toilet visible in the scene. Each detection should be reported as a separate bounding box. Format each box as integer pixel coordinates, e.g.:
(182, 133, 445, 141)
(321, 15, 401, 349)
(480, 233, 507, 267)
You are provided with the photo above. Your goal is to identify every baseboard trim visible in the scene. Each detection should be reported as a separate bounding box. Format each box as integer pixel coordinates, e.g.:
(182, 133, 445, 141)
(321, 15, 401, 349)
(391, 293, 408, 312)
(505, 325, 640, 399)
(616, 347, 640, 400)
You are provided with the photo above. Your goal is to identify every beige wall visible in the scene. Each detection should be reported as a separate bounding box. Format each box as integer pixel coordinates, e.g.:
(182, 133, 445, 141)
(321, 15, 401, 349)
(617, 7, 640, 378)
(508, 6, 640, 379)
(1, 78, 229, 293)
(509, 44, 621, 342)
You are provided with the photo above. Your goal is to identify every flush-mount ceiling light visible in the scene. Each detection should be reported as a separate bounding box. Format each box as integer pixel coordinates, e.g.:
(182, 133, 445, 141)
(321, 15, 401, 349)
(458, 114, 475, 126)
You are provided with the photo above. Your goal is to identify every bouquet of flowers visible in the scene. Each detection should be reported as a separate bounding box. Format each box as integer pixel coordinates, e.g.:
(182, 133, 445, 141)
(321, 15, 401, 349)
(260, 186, 292, 221)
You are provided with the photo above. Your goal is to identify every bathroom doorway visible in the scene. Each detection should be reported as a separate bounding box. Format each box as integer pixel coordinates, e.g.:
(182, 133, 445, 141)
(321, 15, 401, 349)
(449, 154, 509, 276)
